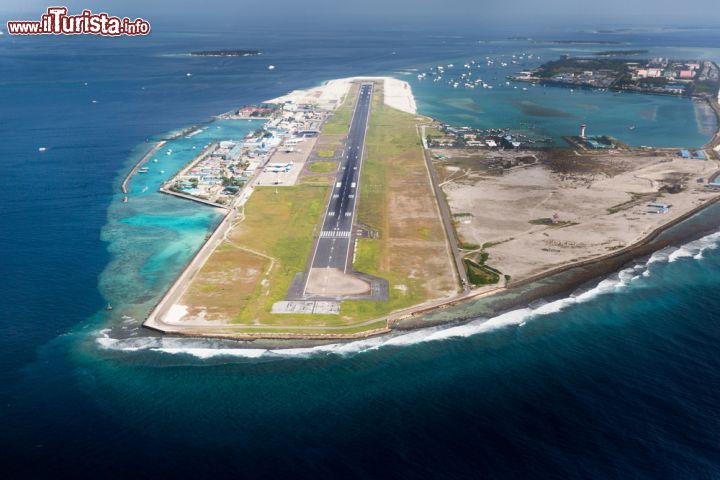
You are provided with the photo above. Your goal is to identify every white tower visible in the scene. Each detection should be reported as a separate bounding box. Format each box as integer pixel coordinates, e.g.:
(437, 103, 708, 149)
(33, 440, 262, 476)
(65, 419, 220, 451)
(580, 124, 587, 138)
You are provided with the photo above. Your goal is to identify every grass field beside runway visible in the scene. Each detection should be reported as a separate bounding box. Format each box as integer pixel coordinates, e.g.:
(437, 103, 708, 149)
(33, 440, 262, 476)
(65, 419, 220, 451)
(342, 84, 456, 320)
(179, 82, 454, 333)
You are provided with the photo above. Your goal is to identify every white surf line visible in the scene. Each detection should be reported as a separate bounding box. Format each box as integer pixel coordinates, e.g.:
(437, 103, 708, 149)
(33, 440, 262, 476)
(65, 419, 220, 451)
(102, 228, 720, 360)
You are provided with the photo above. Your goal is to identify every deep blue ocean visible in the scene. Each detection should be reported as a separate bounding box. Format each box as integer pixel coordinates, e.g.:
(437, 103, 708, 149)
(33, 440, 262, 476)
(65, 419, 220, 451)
(3, 22, 720, 478)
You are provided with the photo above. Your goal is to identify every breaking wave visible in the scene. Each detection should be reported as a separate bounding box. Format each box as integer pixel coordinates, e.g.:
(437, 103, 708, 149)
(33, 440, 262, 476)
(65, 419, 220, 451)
(96, 230, 720, 361)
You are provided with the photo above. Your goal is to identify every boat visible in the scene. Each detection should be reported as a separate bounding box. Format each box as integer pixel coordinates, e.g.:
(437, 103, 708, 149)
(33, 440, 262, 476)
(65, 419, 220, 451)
(38, 147, 47, 152)
(122, 196, 128, 203)
(629, 125, 636, 131)
(138, 167, 149, 173)
(105, 304, 113, 311)
(268, 65, 275, 70)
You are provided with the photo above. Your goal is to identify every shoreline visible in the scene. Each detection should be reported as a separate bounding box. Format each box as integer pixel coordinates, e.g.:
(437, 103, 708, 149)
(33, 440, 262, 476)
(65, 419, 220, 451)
(120, 125, 201, 194)
(136, 77, 720, 346)
(144, 193, 720, 344)
(702, 91, 720, 152)
(394, 193, 720, 331)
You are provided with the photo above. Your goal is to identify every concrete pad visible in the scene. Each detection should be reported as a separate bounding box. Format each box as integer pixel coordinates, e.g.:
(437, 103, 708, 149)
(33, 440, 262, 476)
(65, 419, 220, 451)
(305, 268, 370, 296)
(255, 135, 319, 187)
(271, 301, 315, 314)
(271, 300, 340, 315)
(312, 301, 341, 314)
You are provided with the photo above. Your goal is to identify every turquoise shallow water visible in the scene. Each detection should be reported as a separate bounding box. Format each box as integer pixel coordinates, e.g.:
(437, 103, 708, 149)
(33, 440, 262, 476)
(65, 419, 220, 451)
(3, 24, 720, 478)
(99, 119, 262, 319)
(403, 40, 717, 147)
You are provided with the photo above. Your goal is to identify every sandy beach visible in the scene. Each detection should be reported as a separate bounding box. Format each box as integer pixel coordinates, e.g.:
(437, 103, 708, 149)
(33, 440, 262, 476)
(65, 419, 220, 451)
(265, 76, 417, 114)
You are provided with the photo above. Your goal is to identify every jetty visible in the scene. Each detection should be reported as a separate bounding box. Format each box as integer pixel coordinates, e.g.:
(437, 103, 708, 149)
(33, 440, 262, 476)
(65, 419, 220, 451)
(120, 125, 200, 194)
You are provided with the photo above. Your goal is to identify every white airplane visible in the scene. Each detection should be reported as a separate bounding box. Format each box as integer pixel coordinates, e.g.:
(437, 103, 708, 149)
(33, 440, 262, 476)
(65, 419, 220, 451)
(267, 160, 293, 173)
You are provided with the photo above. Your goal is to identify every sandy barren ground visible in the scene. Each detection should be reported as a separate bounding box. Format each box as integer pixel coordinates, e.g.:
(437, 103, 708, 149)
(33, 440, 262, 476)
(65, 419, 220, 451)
(438, 149, 720, 281)
(265, 76, 416, 114)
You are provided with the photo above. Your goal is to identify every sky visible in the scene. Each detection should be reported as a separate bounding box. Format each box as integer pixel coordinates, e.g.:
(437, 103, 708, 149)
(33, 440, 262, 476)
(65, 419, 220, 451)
(1, 0, 719, 27)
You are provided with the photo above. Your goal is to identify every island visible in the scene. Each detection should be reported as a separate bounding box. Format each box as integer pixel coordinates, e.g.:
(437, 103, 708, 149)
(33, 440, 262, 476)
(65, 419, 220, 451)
(134, 73, 720, 343)
(190, 50, 260, 57)
(593, 49, 649, 57)
(549, 40, 624, 45)
(512, 55, 720, 97)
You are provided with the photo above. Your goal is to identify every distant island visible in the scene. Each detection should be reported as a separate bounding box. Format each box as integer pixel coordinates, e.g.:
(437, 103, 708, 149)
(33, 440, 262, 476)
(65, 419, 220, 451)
(593, 49, 649, 57)
(190, 50, 260, 57)
(551, 40, 624, 45)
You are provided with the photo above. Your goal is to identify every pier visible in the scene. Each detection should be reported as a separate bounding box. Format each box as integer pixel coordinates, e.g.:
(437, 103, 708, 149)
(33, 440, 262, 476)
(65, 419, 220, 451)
(120, 124, 201, 194)
(121, 141, 165, 194)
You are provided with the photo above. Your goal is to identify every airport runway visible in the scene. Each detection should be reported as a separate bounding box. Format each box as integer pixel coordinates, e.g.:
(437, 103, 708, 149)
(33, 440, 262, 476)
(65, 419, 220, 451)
(303, 83, 373, 294)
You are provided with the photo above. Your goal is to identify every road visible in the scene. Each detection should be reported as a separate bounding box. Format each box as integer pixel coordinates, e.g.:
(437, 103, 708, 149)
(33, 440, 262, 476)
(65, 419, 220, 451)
(420, 125, 470, 292)
(303, 83, 373, 293)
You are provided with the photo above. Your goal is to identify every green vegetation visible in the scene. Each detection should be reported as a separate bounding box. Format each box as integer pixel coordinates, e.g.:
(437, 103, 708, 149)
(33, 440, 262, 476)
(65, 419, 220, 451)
(317, 149, 335, 158)
(221, 176, 245, 187)
(529, 217, 577, 228)
(463, 258, 500, 286)
(482, 238, 513, 249)
(181, 184, 395, 331)
(692, 80, 720, 96)
(344, 82, 455, 319)
(593, 49, 649, 57)
(321, 88, 357, 135)
(537, 58, 632, 78)
(309, 161, 337, 173)
(529, 217, 555, 225)
(227, 185, 328, 324)
(637, 77, 669, 87)
(182, 81, 455, 334)
(607, 192, 656, 214)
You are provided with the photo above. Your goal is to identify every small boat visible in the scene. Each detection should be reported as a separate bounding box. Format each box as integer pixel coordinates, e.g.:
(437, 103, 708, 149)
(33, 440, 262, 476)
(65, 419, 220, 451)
(105, 304, 113, 311)
(122, 196, 128, 203)
(268, 65, 275, 70)
(38, 147, 47, 152)
(629, 125, 636, 131)
(138, 167, 149, 173)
